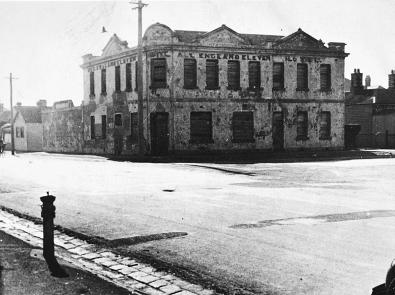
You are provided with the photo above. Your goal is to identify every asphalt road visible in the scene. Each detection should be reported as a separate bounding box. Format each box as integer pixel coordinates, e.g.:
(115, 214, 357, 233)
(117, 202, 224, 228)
(0, 152, 394, 294)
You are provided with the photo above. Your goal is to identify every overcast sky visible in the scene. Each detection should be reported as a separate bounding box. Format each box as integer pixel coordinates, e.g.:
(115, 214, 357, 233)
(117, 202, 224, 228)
(0, 0, 394, 107)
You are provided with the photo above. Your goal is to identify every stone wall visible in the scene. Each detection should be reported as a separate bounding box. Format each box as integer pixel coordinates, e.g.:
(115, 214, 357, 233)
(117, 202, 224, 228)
(26, 123, 43, 152)
(42, 107, 83, 153)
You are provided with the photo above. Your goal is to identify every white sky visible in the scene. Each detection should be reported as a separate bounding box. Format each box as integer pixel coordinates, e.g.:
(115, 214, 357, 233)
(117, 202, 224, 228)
(0, 0, 394, 107)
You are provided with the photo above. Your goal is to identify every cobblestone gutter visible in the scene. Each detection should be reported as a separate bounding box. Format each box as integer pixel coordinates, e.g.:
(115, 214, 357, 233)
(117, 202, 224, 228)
(0, 209, 217, 295)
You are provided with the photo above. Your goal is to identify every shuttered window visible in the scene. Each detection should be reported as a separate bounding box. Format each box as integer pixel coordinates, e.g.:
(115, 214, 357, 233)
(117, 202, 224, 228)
(232, 112, 254, 142)
(320, 64, 331, 91)
(228, 60, 240, 90)
(296, 111, 308, 140)
(101, 69, 106, 94)
(115, 66, 121, 92)
(125, 63, 132, 91)
(249, 61, 261, 90)
(90, 116, 95, 139)
(151, 58, 167, 89)
(184, 59, 197, 89)
(272, 63, 284, 90)
(130, 113, 138, 142)
(135, 61, 138, 91)
(114, 113, 122, 127)
(319, 111, 331, 139)
(297, 63, 308, 91)
(89, 72, 95, 96)
(101, 115, 106, 139)
(190, 112, 212, 143)
(206, 59, 219, 90)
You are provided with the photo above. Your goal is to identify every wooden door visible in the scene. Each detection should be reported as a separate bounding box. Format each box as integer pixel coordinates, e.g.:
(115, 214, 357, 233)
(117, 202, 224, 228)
(150, 112, 169, 156)
(272, 112, 284, 150)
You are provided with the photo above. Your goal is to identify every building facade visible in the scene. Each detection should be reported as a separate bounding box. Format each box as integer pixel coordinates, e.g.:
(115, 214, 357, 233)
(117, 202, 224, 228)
(346, 69, 395, 148)
(81, 23, 348, 155)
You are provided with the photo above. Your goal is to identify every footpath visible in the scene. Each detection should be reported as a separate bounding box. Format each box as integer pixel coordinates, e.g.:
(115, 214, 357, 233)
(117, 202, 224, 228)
(0, 209, 217, 295)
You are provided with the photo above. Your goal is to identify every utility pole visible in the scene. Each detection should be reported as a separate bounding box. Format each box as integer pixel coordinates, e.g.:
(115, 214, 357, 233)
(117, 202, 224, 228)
(7, 73, 17, 155)
(131, 0, 148, 157)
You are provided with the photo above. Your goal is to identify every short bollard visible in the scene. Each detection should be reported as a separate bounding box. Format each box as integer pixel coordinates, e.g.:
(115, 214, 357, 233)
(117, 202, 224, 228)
(40, 192, 68, 278)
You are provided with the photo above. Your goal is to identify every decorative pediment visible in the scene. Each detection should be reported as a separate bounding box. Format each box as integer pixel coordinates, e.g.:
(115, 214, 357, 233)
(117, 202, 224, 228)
(273, 29, 326, 50)
(199, 25, 248, 46)
(143, 23, 174, 45)
(102, 34, 129, 57)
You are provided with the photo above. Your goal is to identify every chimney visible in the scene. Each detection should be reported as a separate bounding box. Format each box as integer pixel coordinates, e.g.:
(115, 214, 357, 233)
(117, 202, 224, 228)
(389, 70, 395, 89)
(16, 102, 22, 107)
(351, 69, 364, 94)
(365, 75, 371, 89)
(36, 99, 47, 108)
(328, 42, 346, 52)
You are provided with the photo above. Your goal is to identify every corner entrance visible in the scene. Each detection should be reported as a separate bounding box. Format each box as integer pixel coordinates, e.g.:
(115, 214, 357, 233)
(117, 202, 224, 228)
(150, 112, 169, 156)
(272, 112, 284, 150)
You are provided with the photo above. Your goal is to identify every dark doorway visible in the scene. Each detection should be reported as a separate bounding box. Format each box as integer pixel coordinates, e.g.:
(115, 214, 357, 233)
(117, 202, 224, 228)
(150, 112, 169, 156)
(272, 112, 284, 150)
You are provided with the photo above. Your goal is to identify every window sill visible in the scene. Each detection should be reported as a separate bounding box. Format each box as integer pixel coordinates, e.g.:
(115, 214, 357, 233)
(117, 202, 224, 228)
(296, 135, 309, 141)
(227, 87, 241, 91)
(296, 88, 309, 92)
(89, 94, 95, 99)
(232, 139, 255, 143)
(124, 88, 132, 93)
(189, 139, 214, 144)
(272, 88, 285, 92)
(150, 84, 168, 90)
(183, 86, 198, 90)
(205, 87, 220, 91)
(247, 87, 262, 92)
(100, 92, 107, 96)
(320, 89, 332, 93)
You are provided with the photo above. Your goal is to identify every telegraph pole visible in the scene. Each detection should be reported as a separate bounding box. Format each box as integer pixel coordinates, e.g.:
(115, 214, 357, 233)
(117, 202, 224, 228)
(8, 73, 17, 155)
(131, 0, 148, 156)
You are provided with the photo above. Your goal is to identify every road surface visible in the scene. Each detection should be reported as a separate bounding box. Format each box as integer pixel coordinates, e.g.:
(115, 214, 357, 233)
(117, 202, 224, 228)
(0, 152, 394, 294)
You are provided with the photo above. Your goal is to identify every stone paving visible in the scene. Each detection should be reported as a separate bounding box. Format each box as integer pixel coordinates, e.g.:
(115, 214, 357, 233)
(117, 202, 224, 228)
(0, 209, 217, 295)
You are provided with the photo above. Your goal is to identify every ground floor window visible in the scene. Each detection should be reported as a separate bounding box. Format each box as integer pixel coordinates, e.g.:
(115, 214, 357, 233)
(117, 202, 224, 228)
(130, 113, 138, 142)
(90, 116, 95, 139)
(101, 115, 107, 139)
(114, 113, 123, 127)
(15, 127, 24, 138)
(296, 111, 308, 140)
(319, 111, 331, 139)
(190, 112, 212, 143)
(232, 112, 254, 142)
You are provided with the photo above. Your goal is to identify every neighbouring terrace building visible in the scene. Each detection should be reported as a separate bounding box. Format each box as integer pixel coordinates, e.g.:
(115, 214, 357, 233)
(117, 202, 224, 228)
(79, 23, 348, 156)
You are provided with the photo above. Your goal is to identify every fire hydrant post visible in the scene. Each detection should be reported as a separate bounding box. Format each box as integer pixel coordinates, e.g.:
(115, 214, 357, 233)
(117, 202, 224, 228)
(40, 192, 68, 278)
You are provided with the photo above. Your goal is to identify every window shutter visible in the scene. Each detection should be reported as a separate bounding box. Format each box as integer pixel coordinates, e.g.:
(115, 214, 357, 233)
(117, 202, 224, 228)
(296, 111, 308, 139)
(297, 63, 308, 90)
(190, 112, 212, 143)
(135, 61, 138, 91)
(232, 112, 254, 142)
(319, 111, 331, 139)
(101, 115, 107, 139)
(206, 60, 218, 89)
(90, 72, 95, 96)
(130, 113, 138, 142)
(320, 64, 331, 91)
(248, 61, 260, 90)
(151, 58, 167, 89)
(228, 60, 240, 90)
(184, 59, 197, 89)
(115, 66, 121, 92)
(273, 63, 284, 90)
(125, 63, 132, 91)
(101, 69, 106, 94)
(90, 116, 95, 139)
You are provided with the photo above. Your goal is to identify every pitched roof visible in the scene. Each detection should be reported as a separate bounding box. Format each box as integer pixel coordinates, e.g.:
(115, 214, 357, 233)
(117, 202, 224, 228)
(16, 106, 42, 123)
(0, 110, 11, 123)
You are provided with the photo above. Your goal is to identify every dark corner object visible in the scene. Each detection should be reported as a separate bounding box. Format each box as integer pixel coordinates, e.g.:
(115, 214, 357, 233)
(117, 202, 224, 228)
(372, 260, 395, 295)
(40, 192, 68, 278)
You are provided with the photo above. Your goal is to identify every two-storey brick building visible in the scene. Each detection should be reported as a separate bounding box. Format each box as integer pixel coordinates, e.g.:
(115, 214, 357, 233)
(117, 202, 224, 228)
(80, 23, 348, 155)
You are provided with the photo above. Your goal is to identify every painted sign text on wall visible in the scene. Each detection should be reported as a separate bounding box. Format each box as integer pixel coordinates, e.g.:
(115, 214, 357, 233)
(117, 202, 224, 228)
(149, 51, 271, 61)
(88, 56, 137, 72)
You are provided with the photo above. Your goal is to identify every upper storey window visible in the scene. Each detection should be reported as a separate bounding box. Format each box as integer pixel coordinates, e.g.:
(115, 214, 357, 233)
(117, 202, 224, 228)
(184, 59, 197, 89)
(115, 66, 121, 92)
(89, 72, 95, 96)
(206, 59, 219, 90)
(227, 60, 240, 90)
(151, 58, 167, 89)
(272, 63, 284, 91)
(248, 61, 261, 90)
(296, 63, 308, 91)
(320, 64, 331, 91)
(125, 63, 132, 92)
(101, 69, 106, 94)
